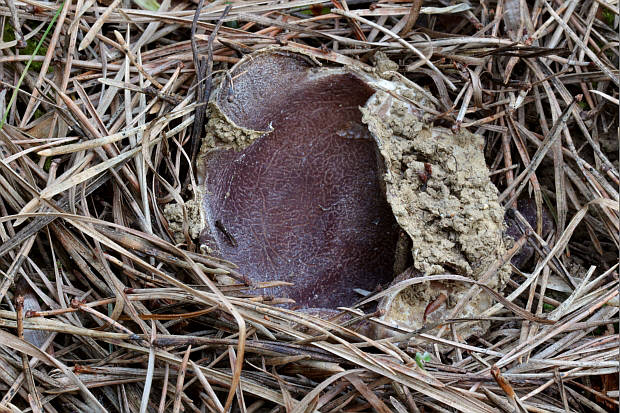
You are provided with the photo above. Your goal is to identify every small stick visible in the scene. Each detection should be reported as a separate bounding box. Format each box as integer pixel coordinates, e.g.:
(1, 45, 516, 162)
(190, 0, 205, 89)
(71, 298, 142, 341)
(190, 4, 232, 166)
(15, 286, 42, 411)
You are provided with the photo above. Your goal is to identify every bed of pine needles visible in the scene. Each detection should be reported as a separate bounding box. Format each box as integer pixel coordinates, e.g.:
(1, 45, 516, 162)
(0, 0, 618, 412)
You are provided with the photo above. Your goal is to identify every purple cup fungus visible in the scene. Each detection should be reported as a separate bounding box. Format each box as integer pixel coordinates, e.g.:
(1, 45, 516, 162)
(192, 48, 513, 339)
(197, 49, 400, 309)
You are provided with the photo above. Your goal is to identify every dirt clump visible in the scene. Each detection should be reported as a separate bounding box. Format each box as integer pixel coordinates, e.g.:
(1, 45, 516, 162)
(362, 84, 510, 338)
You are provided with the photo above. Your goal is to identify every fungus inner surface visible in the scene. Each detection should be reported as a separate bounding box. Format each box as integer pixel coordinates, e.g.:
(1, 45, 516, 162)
(201, 52, 399, 308)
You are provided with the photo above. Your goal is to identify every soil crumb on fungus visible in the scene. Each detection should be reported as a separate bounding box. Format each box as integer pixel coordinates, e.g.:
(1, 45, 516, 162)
(179, 48, 510, 337)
